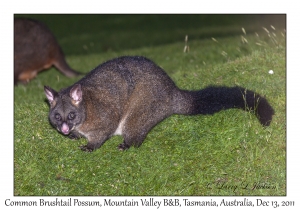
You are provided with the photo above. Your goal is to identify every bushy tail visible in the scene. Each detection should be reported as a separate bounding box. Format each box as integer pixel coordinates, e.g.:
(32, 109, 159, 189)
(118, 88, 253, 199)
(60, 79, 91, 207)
(172, 86, 274, 126)
(53, 48, 83, 77)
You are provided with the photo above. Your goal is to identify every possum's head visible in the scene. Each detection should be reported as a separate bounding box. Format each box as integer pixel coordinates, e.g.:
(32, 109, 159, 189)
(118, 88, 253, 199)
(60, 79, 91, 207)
(44, 84, 85, 136)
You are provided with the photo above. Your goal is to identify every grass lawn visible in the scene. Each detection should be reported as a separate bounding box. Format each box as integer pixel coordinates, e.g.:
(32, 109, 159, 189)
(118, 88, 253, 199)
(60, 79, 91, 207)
(14, 15, 286, 196)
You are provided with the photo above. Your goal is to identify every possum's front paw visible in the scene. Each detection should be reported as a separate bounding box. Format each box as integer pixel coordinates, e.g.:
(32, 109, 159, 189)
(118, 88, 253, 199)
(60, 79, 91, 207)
(118, 143, 130, 151)
(69, 133, 81, 140)
(79, 145, 94, 152)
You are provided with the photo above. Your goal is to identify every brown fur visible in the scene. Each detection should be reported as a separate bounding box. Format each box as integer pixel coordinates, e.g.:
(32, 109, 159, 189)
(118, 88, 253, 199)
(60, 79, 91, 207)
(14, 18, 81, 85)
(44, 56, 274, 152)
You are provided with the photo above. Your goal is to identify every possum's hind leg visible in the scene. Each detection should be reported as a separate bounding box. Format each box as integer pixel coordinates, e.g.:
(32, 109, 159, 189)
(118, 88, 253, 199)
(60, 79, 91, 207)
(118, 129, 148, 151)
(117, 105, 172, 151)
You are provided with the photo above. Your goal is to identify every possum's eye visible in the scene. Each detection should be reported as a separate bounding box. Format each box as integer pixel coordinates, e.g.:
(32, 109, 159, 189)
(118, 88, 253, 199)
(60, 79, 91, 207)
(68, 112, 76, 120)
(55, 113, 62, 121)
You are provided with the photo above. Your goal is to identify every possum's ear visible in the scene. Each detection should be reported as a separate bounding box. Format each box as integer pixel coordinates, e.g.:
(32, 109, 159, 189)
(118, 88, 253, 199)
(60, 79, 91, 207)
(44, 86, 58, 106)
(70, 84, 82, 105)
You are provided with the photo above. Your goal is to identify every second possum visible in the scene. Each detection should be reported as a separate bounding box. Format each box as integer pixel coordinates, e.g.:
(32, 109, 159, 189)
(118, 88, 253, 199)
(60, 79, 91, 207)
(14, 18, 81, 84)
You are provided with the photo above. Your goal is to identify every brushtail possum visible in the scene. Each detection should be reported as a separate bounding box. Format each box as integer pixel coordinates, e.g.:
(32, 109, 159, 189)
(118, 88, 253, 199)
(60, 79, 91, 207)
(14, 18, 81, 84)
(44, 56, 274, 152)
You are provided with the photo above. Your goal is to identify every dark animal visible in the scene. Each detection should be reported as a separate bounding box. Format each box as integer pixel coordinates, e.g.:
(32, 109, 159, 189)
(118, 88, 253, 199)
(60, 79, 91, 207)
(14, 18, 81, 84)
(44, 56, 274, 152)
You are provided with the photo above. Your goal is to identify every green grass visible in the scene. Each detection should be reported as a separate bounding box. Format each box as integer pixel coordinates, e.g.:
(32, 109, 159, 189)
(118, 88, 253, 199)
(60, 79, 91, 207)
(14, 15, 286, 196)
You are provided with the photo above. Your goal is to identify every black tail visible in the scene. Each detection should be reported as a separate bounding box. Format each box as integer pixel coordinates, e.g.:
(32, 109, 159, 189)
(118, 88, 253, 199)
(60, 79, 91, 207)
(172, 86, 274, 126)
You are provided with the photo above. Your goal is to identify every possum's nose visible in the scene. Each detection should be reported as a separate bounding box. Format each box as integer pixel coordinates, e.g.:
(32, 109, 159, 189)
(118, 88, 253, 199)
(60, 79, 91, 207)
(61, 122, 70, 135)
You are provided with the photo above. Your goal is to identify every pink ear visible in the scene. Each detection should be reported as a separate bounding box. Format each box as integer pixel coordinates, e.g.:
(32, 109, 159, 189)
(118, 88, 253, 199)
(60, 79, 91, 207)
(44, 86, 56, 103)
(70, 84, 82, 104)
